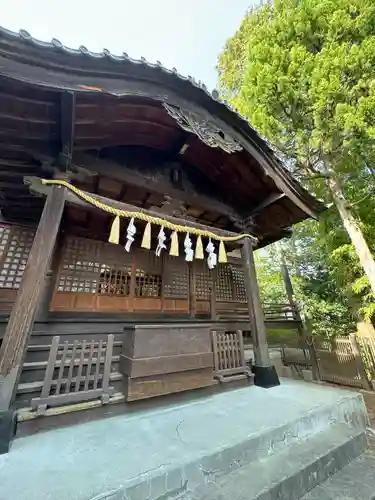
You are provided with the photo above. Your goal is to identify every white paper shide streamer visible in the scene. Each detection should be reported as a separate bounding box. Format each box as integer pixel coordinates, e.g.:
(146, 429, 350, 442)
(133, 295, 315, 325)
(184, 233, 194, 262)
(206, 238, 217, 269)
(124, 217, 136, 252)
(156, 226, 167, 257)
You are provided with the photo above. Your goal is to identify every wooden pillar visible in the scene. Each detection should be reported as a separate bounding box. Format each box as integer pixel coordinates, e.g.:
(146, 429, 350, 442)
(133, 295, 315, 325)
(0, 185, 65, 413)
(241, 239, 280, 387)
(188, 263, 196, 319)
(210, 270, 217, 321)
(34, 239, 62, 322)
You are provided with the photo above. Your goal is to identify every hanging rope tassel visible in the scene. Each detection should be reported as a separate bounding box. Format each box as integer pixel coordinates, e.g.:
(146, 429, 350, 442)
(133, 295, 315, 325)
(195, 235, 204, 259)
(108, 215, 120, 244)
(141, 222, 152, 249)
(218, 241, 228, 264)
(169, 231, 179, 256)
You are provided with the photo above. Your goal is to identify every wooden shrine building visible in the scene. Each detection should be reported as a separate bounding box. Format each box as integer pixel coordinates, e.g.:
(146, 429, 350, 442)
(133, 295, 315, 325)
(0, 27, 324, 452)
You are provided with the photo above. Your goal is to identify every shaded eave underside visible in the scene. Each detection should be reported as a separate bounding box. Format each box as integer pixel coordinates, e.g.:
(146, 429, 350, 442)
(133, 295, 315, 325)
(0, 27, 325, 245)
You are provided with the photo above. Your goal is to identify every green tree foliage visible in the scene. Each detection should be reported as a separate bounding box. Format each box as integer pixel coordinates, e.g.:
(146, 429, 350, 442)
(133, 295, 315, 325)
(219, 0, 375, 327)
(254, 250, 287, 304)
(256, 228, 356, 338)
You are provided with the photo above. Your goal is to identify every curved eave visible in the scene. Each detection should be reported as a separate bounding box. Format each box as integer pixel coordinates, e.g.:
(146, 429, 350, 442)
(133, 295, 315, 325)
(0, 26, 325, 222)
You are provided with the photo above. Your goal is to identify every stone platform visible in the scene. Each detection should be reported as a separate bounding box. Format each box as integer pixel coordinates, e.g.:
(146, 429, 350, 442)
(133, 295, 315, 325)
(0, 380, 371, 500)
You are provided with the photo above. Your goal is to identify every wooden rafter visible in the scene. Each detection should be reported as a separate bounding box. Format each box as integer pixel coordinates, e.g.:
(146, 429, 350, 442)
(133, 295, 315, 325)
(59, 91, 76, 171)
(248, 193, 286, 216)
(71, 153, 241, 220)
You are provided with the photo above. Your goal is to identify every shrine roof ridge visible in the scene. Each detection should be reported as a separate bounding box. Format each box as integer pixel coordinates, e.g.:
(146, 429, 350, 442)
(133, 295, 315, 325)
(0, 26, 219, 101)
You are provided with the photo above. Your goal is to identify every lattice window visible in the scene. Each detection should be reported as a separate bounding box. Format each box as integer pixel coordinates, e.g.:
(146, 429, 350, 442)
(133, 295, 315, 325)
(0, 226, 11, 255)
(134, 270, 162, 297)
(195, 264, 213, 300)
(231, 266, 247, 303)
(134, 250, 162, 298)
(215, 264, 247, 303)
(216, 265, 234, 301)
(57, 237, 101, 293)
(0, 225, 35, 289)
(57, 236, 132, 295)
(98, 266, 132, 296)
(163, 255, 189, 299)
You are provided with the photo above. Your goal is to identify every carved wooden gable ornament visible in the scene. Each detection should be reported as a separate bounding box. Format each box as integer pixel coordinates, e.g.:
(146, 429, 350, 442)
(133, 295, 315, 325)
(163, 103, 243, 154)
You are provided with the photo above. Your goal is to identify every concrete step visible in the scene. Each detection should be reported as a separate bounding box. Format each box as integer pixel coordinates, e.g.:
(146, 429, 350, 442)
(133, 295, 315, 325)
(181, 424, 367, 500)
(301, 451, 375, 500)
(1, 381, 368, 500)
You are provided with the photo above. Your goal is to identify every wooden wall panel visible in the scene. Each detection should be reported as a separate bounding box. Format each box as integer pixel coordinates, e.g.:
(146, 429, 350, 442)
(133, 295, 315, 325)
(96, 295, 133, 312)
(124, 325, 212, 359)
(120, 352, 213, 378)
(121, 324, 214, 401)
(162, 299, 189, 313)
(125, 368, 214, 401)
(74, 293, 97, 312)
(133, 297, 162, 312)
(0, 290, 18, 313)
(50, 293, 75, 311)
(195, 301, 210, 313)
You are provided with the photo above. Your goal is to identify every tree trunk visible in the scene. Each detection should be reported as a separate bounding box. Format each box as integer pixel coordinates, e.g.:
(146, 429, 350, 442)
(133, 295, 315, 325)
(327, 171, 375, 295)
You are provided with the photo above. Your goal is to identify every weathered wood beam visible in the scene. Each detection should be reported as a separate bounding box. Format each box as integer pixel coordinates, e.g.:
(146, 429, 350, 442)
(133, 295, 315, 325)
(241, 238, 279, 387)
(0, 184, 66, 411)
(248, 192, 286, 216)
(24, 176, 255, 242)
(59, 91, 76, 170)
(71, 153, 240, 220)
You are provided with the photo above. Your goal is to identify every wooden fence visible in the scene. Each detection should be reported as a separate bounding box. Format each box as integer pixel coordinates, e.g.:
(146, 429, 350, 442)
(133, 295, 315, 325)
(276, 331, 375, 390)
(263, 303, 298, 321)
(211, 330, 253, 383)
(31, 335, 115, 413)
(313, 335, 371, 389)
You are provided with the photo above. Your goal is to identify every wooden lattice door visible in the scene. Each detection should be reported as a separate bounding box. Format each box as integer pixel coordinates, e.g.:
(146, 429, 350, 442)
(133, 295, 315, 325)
(51, 235, 190, 314)
(51, 236, 133, 312)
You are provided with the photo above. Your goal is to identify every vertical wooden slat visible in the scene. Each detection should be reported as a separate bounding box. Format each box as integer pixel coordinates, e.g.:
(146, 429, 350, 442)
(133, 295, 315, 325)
(350, 333, 372, 390)
(40, 336, 60, 399)
(234, 332, 240, 367)
(223, 333, 228, 370)
(75, 340, 86, 392)
(228, 333, 232, 369)
(218, 332, 224, 371)
(84, 341, 95, 391)
(230, 333, 235, 368)
(93, 340, 103, 390)
(238, 330, 246, 367)
(102, 335, 114, 390)
(56, 341, 69, 395)
(65, 340, 78, 394)
(211, 331, 219, 374)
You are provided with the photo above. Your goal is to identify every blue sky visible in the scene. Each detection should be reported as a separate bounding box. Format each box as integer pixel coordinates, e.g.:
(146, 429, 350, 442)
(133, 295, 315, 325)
(1, 0, 256, 90)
